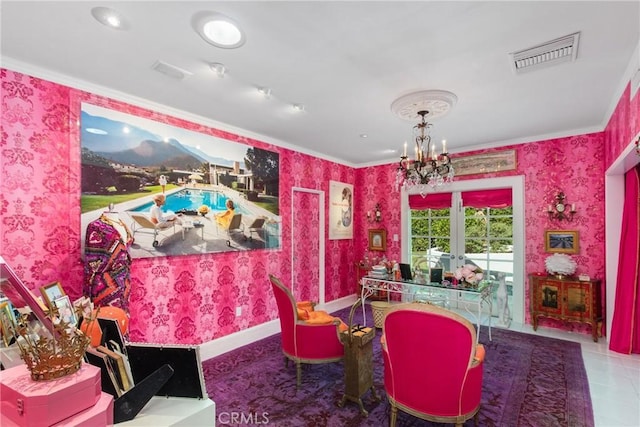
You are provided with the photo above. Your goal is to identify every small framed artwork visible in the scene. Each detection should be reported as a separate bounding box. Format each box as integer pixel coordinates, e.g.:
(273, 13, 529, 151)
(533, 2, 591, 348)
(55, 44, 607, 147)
(0, 301, 16, 347)
(450, 149, 517, 177)
(40, 281, 66, 309)
(52, 295, 78, 326)
(545, 230, 579, 254)
(368, 229, 387, 252)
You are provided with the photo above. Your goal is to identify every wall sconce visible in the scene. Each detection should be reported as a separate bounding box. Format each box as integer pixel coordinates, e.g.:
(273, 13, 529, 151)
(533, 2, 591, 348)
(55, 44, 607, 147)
(546, 191, 576, 222)
(367, 203, 382, 223)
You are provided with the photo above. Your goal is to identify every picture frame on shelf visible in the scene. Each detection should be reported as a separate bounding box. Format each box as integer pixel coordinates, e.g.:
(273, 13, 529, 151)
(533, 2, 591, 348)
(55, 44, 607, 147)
(368, 229, 387, 252)
(52, 295, 77, 326)
(544, 230, 579, 254)
(0, 301, 16, 347)
(40, 281, 66, 309)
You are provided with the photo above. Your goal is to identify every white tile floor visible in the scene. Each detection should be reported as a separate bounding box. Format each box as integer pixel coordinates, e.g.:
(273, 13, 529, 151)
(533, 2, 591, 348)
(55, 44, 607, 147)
(507, 322, 640, 427)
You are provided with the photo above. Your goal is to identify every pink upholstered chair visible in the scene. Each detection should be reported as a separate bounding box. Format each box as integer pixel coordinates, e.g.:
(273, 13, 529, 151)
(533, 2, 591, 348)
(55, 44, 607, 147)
(382, 302, 484, 427)
(269, 274, 344, 387)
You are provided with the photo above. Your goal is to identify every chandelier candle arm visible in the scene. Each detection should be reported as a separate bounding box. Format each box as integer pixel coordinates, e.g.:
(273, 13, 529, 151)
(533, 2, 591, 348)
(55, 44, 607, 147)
(395, 109, 455, 195)
(391, 89, 457, 195)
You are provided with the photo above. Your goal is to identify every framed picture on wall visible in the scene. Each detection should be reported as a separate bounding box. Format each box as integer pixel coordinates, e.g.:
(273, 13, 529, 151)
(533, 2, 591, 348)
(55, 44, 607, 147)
(450, 149, 517, 176)
(368, 229, 387, 251)
(544, 230, 579, 254)
(79, 102, 282, 258)
(328, 180, 353, 240)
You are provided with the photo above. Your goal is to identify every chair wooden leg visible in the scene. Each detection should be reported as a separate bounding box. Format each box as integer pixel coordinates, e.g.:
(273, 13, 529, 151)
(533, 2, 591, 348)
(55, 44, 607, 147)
(296, 361, 302, 388)
(390, 405, 398, 427)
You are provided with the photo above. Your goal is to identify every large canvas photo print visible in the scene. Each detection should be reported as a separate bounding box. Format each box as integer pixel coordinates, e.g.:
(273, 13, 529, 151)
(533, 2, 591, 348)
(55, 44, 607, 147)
(80, 103, 281, 258)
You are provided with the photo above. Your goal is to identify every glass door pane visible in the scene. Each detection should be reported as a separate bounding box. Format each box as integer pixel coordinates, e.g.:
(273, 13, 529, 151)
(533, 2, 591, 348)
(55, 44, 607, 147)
(409, 195, 514, 318)
(410, 206, 451, 275)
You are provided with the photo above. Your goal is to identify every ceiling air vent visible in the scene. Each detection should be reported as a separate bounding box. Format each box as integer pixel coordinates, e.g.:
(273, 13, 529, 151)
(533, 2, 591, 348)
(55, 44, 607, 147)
(151, 60, 193, 80)
(510, 32, 580, 74)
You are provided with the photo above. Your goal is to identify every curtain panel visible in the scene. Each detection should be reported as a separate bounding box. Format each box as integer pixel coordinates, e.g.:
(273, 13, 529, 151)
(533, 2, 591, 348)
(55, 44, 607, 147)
(408, 193, 453, 210)
(408, 189, 513, 210)
(461, 188, 513, 208)
(609, 164, 640, 354)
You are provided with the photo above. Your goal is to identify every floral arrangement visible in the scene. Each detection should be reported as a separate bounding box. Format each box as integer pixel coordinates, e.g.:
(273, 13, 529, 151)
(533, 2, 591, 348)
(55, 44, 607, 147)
(545, 253, 577, 277)
(454, 264, 484, 287)
(197, 205, 210, 215)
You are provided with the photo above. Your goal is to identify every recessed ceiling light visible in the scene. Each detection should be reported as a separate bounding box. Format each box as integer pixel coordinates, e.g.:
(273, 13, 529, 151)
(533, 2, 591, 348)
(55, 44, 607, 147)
(193, 12, 245, 49)
(292, 103, 305, 112)
(360, 134, 368, 138)
(209, 62, 226, 78)
(91, 7, 129, 30)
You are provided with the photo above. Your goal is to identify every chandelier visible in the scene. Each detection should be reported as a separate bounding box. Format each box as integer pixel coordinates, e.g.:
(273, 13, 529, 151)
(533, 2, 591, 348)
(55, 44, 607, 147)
(391, 90, 458, 195)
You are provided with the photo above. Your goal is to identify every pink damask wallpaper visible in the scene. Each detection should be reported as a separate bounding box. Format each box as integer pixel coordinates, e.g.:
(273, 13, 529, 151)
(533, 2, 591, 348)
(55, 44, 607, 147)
(0, 68, 355, 344)
(604, 84, 639, 168)
(1, 68, 637, 343)
(355, 133, 607, 329)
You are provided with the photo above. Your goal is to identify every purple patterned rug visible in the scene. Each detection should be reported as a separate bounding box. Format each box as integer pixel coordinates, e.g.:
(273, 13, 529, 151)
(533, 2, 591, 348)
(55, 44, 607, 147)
(203, 306, 593, 426)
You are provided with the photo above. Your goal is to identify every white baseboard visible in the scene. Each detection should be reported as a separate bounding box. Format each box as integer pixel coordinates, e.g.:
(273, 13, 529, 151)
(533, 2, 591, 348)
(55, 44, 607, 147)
(200, 294, 358, 361)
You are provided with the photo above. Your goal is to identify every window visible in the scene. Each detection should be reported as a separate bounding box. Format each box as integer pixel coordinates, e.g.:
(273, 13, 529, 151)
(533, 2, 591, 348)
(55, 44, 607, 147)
(408, 188, 515, 318)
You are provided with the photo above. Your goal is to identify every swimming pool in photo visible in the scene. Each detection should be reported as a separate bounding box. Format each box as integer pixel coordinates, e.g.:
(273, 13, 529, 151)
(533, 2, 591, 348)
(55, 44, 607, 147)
(129, 189, 249, 215)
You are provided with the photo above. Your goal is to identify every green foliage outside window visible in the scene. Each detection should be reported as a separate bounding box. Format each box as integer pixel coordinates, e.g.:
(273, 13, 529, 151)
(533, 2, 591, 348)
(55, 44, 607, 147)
(409, 206, 514, 268)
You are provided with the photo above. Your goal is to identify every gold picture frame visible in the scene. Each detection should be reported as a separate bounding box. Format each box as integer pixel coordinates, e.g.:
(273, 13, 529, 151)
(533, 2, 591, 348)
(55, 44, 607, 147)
(39, 281, 66, 309)
(368, 229, 387, 252)
(451, 149, 517, 176)
(545, 230, 579, 254)
(0, 301, 16, 347)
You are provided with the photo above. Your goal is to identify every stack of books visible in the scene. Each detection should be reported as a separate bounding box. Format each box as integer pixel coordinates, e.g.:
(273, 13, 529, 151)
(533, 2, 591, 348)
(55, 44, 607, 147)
(369, 265, 388, 279)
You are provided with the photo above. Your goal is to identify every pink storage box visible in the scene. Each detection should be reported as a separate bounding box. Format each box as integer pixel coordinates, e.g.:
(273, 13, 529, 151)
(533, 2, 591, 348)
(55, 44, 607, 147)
(2, 392, 113, 427)
(55, 392, 113, 427)
(0, 363, 102, 427)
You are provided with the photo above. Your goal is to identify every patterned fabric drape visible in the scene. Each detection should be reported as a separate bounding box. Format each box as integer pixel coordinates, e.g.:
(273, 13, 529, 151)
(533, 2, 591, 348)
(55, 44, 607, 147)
(609, 164, 640, 354)
(409, 193, 452, 209)
(408, 189, 513, 210)
(462, 188, 513, 208)
(83, 215, 133, 314)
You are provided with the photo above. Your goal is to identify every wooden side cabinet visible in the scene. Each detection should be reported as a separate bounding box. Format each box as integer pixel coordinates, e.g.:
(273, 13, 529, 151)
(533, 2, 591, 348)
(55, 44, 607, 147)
(529, 274, 602, 342)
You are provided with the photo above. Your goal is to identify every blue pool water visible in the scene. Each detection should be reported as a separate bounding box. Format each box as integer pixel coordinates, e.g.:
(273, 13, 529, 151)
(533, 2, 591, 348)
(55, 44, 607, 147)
(130, 189, 249, 215)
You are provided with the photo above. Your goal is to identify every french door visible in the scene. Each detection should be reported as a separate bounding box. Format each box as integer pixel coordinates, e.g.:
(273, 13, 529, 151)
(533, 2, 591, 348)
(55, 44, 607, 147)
(402, 176, 525, 323)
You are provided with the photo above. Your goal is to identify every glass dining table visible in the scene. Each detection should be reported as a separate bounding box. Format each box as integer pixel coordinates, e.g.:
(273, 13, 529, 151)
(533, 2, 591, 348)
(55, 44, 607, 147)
(360, 275, 494, 341)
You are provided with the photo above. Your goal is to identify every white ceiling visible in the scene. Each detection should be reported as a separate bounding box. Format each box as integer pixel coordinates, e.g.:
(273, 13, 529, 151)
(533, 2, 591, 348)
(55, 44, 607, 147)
(1, 1, 639, 167)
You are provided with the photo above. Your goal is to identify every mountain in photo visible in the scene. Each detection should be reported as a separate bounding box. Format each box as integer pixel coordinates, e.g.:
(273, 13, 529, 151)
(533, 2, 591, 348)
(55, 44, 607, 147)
(94, 139, 207, 169)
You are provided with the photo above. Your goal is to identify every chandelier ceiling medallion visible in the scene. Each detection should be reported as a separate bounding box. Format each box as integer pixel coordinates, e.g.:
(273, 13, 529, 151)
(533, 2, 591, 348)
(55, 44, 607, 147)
(392, 90, 458, 196)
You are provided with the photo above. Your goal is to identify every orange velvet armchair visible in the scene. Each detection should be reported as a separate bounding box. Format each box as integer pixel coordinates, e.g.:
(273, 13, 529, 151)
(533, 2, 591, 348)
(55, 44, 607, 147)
(382, 302, 484, 427)
(269, 274, 344, 387)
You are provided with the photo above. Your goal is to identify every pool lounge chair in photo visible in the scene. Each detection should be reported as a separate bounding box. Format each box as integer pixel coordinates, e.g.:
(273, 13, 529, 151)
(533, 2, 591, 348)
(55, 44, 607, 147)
(247, 217, 266, 241)
(130, 213, 183, 247)
(224, 213, 246, 247)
